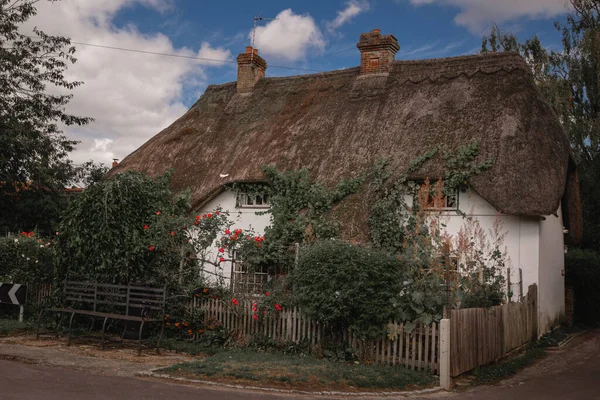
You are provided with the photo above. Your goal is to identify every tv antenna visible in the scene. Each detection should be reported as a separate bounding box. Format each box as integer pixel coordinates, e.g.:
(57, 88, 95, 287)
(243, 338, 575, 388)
(251, 13, 277, 62)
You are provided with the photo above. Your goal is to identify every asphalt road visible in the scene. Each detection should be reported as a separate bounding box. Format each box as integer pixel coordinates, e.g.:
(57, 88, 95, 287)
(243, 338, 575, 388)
(1, 332, 599, 400)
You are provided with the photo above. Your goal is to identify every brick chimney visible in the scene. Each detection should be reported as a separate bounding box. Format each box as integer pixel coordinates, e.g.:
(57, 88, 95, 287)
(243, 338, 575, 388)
(236, 46, 267, 93)
(356, 29, 399, 75)
(112, 159, 119, 168)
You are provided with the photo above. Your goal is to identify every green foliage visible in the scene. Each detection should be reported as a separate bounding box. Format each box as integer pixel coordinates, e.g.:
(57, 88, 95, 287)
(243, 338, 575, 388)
(565, 248, 600, 325)
(441, 141, 493, 202)
(256, 166, 362, 272)
(0, 0, 92, 234)
(367, 159, 412, 253)
(0, 232, 54, 285)
(291, 240, 406, 339)
(55, 171, 192, 284)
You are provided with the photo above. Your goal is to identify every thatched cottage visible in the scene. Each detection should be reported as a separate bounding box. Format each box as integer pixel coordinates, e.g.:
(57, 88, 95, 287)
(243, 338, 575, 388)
(111, 29, 581, 334)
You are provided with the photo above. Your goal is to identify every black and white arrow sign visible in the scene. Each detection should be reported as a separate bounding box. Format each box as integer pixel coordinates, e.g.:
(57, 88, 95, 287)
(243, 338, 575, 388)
(0, 283, 27, 305)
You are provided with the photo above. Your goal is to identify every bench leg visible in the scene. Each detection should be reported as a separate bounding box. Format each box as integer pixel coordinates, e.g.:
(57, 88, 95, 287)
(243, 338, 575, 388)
(56, 313, 65, 336)
(156, 321, 165, 354)
(137, 321, 145, 356)
(36, 309, 45, 340)
(67, 312, 76, 346)
(100, 317, 109, 350)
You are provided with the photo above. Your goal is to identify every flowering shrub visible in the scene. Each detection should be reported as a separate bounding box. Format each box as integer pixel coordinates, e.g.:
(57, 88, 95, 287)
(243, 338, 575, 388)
(0, 232, 54, 285)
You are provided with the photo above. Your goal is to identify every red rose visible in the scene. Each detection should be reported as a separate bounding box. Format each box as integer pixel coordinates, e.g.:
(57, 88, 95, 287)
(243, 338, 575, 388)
(156, 211, 161, 215)
(225, 229, 231, 235)
(149, 245, 155, 251)
(207, 213, 212, 218)
(215, 211, 220, 215)
(219, 257, 225, 262)
(195, 215, 201, 220)
(218, 248, 224, 253)
(275, 303, 282, 311)
(265, 291, 270, 297)
(194, 221, 199, 226)
(231, 298, 239, 306)
(171, 231, 175, 236)
(202, 214, 207, 218)
(143, 225, 149, 230)
(253, 315, 258, 320)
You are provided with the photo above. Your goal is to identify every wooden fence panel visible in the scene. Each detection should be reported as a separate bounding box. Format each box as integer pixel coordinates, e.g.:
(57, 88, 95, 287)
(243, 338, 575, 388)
(186, 298, 440, 374)
(450, 284, 538, 377)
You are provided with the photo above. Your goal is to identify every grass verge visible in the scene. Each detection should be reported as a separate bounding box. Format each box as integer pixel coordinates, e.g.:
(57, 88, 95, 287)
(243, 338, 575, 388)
(471, 325, 582, 385)
(0, 319, 37, 336)
(159, 348, 436, 391)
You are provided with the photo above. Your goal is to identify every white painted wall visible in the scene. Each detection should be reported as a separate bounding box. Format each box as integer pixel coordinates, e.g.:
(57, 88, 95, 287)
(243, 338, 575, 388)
(196, 187, 565, 334)
(406, 189, 540, 301)
(197, 189, 271, 285)
(538, 207, 566, 334)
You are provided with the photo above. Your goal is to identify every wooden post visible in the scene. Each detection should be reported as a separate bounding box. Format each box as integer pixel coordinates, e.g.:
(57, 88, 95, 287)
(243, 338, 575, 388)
(507, 267, 512, 303)
(443, 242, 451, 318)
(439, 318, 451, 390)
(19, 305, 24, 322)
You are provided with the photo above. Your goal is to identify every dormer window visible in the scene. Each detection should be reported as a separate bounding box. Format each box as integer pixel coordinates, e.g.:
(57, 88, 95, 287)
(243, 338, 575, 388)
(236, 192, 270, 208)
(414, 179, 458, 211)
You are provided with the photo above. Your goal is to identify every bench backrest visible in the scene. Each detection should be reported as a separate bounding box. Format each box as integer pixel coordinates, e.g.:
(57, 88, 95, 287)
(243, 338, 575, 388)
(64, 281, 166, 316)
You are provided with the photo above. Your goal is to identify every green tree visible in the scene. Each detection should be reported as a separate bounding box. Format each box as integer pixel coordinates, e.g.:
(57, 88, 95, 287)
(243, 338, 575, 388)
(0, 0, 92, 234)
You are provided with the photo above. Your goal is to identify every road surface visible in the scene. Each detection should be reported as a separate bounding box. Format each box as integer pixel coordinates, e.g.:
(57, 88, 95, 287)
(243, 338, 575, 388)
(1, 331, 598, 399)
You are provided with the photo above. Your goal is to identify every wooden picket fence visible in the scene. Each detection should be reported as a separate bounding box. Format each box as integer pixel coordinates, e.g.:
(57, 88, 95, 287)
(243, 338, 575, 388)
(191, 297, 440, 373)
(449, 284, 538, 377)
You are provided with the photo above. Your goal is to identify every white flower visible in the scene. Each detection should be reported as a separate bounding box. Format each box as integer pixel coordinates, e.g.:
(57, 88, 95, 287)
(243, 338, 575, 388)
(14, 239, 18, 243)
(26, 257, 30, 261)
(21, 254, 25, 258)
(40, 245, 44, 248)
(35, 260, 39, 264)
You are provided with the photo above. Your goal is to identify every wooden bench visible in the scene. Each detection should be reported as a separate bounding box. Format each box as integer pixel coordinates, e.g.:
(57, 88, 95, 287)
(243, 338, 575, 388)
(36, 281, 166, 355)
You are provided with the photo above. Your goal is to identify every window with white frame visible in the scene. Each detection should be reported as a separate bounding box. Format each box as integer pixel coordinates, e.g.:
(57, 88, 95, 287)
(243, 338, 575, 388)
(236, 192, 270, 208)
(230, 251, 269, 295)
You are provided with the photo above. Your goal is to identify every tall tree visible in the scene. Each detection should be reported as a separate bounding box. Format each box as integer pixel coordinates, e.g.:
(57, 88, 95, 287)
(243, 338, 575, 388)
(0, 0, 91, 234)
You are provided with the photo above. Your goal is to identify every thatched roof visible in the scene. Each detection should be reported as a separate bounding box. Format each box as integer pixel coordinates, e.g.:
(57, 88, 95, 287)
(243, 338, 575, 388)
(110, 52, 582, 242)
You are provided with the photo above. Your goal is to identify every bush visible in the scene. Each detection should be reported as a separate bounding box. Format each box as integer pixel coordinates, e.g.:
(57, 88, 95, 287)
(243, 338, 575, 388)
(565, 248, 600, 325)
(291, 240, 406, 339)
(55, 170, 192, 284)
(0, 232, 54, 285)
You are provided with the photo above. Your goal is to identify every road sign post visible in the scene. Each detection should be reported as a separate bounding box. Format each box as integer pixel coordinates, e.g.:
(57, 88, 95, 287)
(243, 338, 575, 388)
(0, 283, 27, 322)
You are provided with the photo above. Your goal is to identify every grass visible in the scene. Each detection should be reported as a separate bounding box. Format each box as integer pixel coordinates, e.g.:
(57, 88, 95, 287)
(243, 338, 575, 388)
(471, 325, 581, 385)
(160, 348, 436, 391)
(471, 346, 545, 385)
(0, 318, 37, 336)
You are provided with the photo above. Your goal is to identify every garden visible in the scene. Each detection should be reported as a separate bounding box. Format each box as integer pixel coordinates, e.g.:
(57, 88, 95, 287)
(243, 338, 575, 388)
(0, 143, 515, 391)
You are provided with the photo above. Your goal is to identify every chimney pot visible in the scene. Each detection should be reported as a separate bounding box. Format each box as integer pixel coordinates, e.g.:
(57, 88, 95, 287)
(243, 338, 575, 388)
(112, 159, 119, 168)
(357, 29, 399, 75)
(236, 46, 267, 93)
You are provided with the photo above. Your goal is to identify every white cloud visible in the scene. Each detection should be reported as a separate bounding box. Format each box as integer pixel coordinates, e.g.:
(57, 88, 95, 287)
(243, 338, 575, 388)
(327, 1, 370, 31)
(252, 9, 325, 62)
(405, 0, 570, 33)
(22, 0, 231, 165)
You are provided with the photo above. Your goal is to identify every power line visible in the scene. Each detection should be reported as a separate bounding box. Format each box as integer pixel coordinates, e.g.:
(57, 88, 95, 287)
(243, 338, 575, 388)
(70, 40, 324, 73)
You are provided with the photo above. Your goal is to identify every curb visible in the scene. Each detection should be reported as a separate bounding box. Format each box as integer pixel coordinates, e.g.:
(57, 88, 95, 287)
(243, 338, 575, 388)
(554, 331, 585, 349)
(136, 369, 445, 398)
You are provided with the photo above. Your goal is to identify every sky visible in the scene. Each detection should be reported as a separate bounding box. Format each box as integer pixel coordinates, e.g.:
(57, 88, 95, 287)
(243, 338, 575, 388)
(24, 0, 573, 166)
